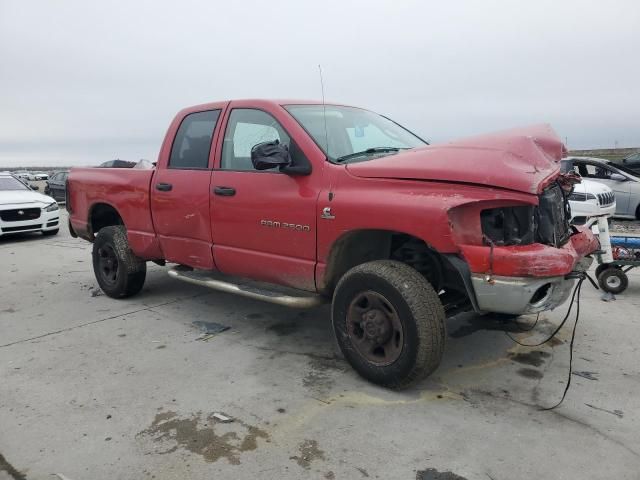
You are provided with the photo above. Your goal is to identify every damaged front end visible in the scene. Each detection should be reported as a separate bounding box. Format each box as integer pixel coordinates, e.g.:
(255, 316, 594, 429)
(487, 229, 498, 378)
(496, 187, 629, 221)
(480, 181, 572, 249)
(450, 175, 598, 315)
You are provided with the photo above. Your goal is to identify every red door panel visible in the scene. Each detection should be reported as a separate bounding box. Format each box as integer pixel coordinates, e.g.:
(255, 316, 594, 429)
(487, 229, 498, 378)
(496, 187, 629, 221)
(150, 107, 225, 269)
(151, 169, 214, 269)
(211, 171, 318, 290)
(209, 102, 325, 292)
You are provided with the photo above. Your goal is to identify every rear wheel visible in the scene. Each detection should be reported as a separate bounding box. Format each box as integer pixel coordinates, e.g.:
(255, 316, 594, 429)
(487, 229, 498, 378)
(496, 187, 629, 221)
(92, 225, 146, 298)
(598, 267, 628, 294)
(332, 260, 445, 389)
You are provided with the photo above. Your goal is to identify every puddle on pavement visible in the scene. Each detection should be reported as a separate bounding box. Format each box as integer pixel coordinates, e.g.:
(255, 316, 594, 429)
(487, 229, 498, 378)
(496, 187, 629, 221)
(0, 452, 27, 480)
(290, 439, 326, 469)
(137, 410, 269, 465)
(449, 314, 549, 338)
(302, 357, 347, 395)
(517, 368, 544, 379)
(416, 468, 468, 480)
(268, 319, 302, 336)
(509, 350, 551, 367)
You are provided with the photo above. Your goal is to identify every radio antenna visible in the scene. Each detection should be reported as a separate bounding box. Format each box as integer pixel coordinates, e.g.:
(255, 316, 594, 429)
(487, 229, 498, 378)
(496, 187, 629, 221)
(318, 64, 330, 155)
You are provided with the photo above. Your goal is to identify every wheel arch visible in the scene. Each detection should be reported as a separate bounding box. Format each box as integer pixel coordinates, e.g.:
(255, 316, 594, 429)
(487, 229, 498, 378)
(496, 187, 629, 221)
(88, 202, 124, 238)
(320, 228, 473, 315)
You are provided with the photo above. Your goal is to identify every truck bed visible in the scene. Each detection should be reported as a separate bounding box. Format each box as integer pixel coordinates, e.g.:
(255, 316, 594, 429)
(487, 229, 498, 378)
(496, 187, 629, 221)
(68, 167, 156, 254)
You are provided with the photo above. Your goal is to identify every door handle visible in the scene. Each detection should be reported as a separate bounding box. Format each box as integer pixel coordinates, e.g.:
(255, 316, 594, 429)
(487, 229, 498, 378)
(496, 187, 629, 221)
(213, 186, 236, 196)
(155, 183, 173, 192)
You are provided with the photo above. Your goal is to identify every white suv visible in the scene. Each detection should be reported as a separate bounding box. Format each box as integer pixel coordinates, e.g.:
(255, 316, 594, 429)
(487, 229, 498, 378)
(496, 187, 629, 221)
(0, 173, 60, 237)
(568, 179, 616, 224)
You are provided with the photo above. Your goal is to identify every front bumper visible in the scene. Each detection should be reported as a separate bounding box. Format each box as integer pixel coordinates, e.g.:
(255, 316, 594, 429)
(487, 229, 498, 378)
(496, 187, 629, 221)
(471, 273, 577, 314)
(0, 208, 60, 236)
(460, 226, 599, 277)
(459, 227, 598, 315)
(569, 199, 616, 221)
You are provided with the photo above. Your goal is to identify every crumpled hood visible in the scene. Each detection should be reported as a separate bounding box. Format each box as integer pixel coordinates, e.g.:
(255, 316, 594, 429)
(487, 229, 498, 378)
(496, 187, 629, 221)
(0, 189, 55, 208)
(346, 124, 565, 194)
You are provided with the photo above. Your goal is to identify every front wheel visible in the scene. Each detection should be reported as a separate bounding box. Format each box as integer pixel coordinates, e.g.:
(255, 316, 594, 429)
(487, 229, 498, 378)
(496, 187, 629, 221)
(92, 225, 146, 298)
(332, 260, 446, 389)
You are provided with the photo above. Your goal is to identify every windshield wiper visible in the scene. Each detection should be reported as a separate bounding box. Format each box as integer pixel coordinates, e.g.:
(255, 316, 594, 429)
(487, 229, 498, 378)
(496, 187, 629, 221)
(335, 147, 410, 163)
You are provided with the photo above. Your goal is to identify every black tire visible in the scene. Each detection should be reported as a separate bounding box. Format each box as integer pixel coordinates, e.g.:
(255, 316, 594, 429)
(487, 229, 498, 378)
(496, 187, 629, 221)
(332, 260, 446, 389)
(598, 267, 628, 294)
(92, 225, 146, 298)
(595, 262, 613, 279)
(42, 228, 59, 236)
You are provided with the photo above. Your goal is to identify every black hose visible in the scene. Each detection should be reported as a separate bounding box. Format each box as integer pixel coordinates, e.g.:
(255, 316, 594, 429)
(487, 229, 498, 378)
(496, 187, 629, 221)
(505, 273, 589, 410)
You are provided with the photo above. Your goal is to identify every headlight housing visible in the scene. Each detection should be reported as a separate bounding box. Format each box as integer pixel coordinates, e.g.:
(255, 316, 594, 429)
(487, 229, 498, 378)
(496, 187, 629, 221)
(44, 202, 59, 212)
(568, 192, 596, 202)
(480, 206, 536, 246)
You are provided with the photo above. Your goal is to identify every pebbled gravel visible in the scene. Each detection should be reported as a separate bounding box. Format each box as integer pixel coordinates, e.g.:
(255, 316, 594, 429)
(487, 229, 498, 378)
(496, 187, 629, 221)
(610, 219, 640, 235)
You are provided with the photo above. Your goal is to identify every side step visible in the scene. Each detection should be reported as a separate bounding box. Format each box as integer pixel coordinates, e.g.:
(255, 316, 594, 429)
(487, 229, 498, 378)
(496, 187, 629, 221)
(167, 268, 326, 309)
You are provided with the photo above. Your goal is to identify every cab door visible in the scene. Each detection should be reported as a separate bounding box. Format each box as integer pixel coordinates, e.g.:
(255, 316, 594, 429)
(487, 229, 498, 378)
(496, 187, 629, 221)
(210, 103, 322, 291)
(150, 108, 223, 269)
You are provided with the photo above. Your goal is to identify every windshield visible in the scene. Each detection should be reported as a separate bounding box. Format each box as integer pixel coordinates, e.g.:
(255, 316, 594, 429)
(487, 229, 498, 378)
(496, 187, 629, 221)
(0, 176, 29, 191)
(285, 105, 427, 163)
(607, 161, 639, 178)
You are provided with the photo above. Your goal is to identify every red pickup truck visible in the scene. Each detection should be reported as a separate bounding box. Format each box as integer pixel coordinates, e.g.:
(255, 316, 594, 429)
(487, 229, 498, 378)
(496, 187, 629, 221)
(67, 99, 598, 388)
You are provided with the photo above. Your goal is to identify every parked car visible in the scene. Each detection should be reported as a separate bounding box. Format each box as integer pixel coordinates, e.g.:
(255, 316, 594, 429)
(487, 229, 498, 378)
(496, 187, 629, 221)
(567, 179, 616, 224)
(44, 170, 69, 202)
(67, 99, 598, 388)
(13, 170, 30, 180)
(0, 172, 60, 237)
(99, 159, 137, 168)
(618, 151, 640, 174)
(562, 157, 640, 219)
(27, 171, 49, 181)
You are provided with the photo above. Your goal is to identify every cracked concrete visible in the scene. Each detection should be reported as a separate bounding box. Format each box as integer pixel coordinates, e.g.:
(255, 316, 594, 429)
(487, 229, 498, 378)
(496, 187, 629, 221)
(1, 210, 639, 479)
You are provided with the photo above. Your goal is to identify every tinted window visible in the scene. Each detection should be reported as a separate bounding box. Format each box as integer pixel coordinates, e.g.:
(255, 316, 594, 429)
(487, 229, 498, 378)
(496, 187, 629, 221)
(169, 110, 220, 169)
(221, 109, 290, 171)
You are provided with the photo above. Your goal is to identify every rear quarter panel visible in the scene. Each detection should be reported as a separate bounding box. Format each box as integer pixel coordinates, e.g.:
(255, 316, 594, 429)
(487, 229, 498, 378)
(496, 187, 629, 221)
(68, 168, 161, 258)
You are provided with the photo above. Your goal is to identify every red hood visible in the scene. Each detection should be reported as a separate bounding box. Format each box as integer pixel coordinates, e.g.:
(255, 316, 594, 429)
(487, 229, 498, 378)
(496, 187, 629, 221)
(346, 124, 565, 195)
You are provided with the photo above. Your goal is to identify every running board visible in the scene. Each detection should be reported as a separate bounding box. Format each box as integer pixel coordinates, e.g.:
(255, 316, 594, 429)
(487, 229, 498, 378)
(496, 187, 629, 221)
(167, 268, 326, 309)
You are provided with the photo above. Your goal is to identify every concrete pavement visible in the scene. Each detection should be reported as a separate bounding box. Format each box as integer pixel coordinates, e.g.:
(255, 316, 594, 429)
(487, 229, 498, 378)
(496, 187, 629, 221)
(1, 211, 639, 479)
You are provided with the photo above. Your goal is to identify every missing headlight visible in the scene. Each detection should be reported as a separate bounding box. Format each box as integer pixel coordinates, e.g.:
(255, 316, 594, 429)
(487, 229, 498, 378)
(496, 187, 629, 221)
(481, 206, 536, 246)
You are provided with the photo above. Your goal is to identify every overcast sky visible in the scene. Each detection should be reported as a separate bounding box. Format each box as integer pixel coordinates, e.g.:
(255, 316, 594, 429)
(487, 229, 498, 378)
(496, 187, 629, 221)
(1, 0, 638, 167)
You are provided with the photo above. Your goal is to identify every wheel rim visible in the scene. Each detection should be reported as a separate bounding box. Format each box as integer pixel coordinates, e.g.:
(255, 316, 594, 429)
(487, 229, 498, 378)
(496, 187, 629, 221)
(605, 275, 621, 289)
(346, 291, 403, 366)
(97, 245, 119, 286)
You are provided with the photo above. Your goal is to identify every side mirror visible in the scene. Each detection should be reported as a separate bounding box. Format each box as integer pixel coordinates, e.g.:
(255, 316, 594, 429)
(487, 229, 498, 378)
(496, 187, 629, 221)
(251, 140, 291, 171)
(30, 184, 39, 190)
(610, 173, 626, 182)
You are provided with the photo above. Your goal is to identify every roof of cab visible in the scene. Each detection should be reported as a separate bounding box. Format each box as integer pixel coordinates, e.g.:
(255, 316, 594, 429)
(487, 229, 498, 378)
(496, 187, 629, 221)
(178, 98, 356, 115)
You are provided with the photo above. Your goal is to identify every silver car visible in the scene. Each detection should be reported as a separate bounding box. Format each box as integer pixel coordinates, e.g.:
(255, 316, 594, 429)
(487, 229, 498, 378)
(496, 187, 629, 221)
(562, 156, 640, 219)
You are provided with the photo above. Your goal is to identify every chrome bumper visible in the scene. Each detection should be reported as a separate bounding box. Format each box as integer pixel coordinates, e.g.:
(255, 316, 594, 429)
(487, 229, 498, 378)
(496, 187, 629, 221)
(471, 274, 575, 315)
